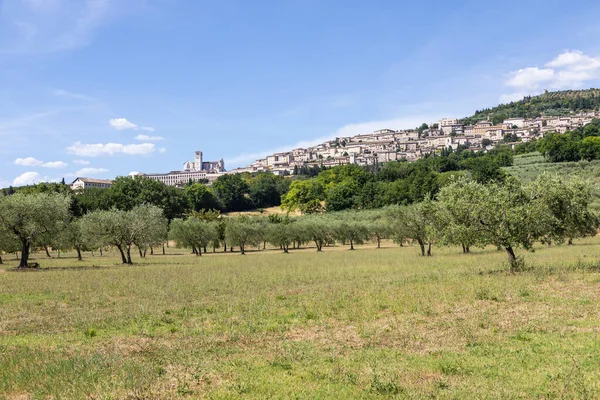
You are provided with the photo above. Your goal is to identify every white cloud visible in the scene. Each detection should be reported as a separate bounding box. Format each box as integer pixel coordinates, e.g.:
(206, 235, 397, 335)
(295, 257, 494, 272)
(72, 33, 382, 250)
(109, 118, 155, 133)
(0, 0, 110, 55)
(14, 157, 43, 166)
(73, 159, 90, 165)
(226, 114, 442, 167)
(501, 50, 600, 102)
(109, 118, 138, 131)
(41, 161, 67, 168)
(13, 171, 42, 186)
(14, 157, 67, 168)
(75, 167, 108, 176)
(158, 147, 167, 154)
(506, 67, 555, 90)
(67, 141, 155, 156)
(135, 134, 164, 141)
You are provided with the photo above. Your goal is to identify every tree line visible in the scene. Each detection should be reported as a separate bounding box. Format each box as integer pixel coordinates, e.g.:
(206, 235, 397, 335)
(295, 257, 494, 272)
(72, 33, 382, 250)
(0, 172, 596, 271)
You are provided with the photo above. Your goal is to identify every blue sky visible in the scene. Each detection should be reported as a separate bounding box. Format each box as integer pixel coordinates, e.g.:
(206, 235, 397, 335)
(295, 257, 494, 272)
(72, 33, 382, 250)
(2, 0, 600, 187)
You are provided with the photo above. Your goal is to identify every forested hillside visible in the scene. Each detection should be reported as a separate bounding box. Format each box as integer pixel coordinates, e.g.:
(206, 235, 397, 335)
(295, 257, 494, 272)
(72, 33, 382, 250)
(462, 88, 600, 125)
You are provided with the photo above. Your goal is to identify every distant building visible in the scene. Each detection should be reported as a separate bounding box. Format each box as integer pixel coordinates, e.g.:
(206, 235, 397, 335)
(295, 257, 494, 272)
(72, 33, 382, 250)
(71, 177, 113, 190)
(183, 151, 225, 173)
(140, 150, 226, 187)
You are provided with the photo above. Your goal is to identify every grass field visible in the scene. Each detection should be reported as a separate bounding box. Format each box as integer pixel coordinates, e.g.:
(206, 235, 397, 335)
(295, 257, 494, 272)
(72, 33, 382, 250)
(2, 239, 600, 399)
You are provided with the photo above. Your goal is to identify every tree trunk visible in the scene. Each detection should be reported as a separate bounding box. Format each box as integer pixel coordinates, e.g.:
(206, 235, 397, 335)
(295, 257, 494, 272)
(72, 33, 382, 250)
(263, 241, 266, 250)
(115, 245, 127, 264)
(0, 255, 3, 264)
(427, 242, 432, 257)
(76, 246, 82, 261)
(18, 240, 31, 268)
(462, 244, 466, 253)
(44, 245, 51, 258)
(377, 237, 381, 249)
(150, 247, 154, 255)
(100, 247, 103, 257)
(466, 246, 470, 254)
(196, 246, 202, 256)
(283, 245, 289, 253)
(350, 239, 354, 250)
(126, 245, 133, 265)
(139, 248, 144, 258)
(240, 244, 245, 255)
(417, 239, 425, 256)
(162, 242, 166, 255)
(204, 245, 207, 254)
(315, 240, 322, 252)
(505, 246, 517, 271)
(568, 238, 573, 245)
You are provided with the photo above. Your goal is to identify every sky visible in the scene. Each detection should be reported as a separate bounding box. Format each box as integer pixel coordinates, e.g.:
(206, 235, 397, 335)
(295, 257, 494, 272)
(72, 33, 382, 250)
(2, 0, 600, 187)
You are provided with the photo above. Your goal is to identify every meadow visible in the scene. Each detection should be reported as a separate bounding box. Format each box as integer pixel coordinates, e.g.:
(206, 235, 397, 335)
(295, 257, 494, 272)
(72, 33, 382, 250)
(1, 239, 600, 399)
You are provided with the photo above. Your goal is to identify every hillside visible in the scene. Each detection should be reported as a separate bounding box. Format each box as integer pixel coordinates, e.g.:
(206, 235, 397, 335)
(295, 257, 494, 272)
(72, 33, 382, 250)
(462, 88, 600, 125)
(504, 152, 600, 210)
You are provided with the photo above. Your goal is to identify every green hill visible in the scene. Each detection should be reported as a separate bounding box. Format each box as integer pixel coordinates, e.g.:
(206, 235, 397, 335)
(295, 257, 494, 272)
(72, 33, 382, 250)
(462, 88, 600, 125)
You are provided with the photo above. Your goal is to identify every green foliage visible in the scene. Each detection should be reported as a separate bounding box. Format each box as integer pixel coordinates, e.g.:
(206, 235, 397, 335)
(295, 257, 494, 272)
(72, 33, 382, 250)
(0, 192, 71, 267)
(212, 174, 251, 212)
(461, 89, 600, 126)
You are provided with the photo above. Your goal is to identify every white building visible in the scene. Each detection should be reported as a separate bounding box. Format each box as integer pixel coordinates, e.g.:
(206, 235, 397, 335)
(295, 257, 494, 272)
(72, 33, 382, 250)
(71, 177, 113, 191)
(140, 150, 226, 186)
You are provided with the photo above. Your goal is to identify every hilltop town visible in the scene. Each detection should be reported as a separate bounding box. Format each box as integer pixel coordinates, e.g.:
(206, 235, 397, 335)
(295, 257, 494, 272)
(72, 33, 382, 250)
(227, 111, 600, 176)
(69, 109, 600, 191)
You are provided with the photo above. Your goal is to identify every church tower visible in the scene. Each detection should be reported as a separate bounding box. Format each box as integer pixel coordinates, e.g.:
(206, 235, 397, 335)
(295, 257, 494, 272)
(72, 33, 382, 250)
(194, 151, 203, 171)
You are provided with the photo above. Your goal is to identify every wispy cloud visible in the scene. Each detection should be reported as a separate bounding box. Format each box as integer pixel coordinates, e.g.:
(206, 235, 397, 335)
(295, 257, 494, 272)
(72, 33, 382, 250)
(109, 118, 155, 132)
(67, 141, 155, 156)
(501, 50, 600, 103)
(0, 0, 111, 55)
(14, 157, 67, 168)
(15, 157, 43, 167)
(135, 134, 164, 141)
(73, 159, 90, 165)
(75, 167, 108, 176)
(54, 89, 93, 101)
(41, 161, 68, 168)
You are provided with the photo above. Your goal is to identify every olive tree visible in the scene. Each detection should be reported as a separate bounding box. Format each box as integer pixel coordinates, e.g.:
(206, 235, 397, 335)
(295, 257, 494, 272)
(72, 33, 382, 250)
(225, 217, 265, 255)
(386, 200, 438, 256)
(436, 177, 489, 253)
(0, 225, 21, 264)
(266, 220, 295, 253)
(170, 218, 218, 256)
(295, 216, 333, 251)
(0, 193, 71, 268)
(528, 173, 599, 246)
(81, 204, 167, 264)
(331, 213, 370, 250)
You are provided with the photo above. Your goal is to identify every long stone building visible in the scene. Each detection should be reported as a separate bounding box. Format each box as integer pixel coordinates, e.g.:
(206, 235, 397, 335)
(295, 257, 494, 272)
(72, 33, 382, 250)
(138, 150, 225, 186)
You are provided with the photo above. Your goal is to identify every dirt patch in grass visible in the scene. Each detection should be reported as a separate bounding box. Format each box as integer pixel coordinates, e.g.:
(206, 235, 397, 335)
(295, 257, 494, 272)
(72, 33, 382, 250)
(286, 322, 364, 348)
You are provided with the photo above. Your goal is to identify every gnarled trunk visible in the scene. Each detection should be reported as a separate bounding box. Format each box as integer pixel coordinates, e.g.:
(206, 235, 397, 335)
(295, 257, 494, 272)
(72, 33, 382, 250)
(126, 245, 133, 265)
(76, 246, 82, 261)
(349, 239, 354, 250)
(18, 240, 31, 268)
(417, 239, 425, 257)
(427, 242, 432, 257)
(240, 243, 245, 255)
(505, 246, 517, 271)
(315, 239, 322, 252)
(44, 245, 51, 258)
(115, 244, 127, 264)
